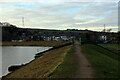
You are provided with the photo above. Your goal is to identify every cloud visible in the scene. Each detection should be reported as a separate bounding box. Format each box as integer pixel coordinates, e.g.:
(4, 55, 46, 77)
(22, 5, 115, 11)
(0, 0, 119, 2)
(75, 19, 100, 24)
(0, 2, 118, 32)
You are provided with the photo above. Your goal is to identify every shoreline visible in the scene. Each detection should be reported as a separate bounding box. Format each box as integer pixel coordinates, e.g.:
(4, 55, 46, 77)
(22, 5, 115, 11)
(2, 41, 72, 78)
(1, 41, 70, 46)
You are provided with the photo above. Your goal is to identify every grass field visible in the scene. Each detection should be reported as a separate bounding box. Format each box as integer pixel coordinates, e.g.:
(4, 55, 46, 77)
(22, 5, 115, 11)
(99, 44, 119, 50)
(48, 45, 79, 78)
(2, 41, 69, 46)
(4, 45, 72, 78)
(81, 44, 119, 78)
(99, 44, 120, 54)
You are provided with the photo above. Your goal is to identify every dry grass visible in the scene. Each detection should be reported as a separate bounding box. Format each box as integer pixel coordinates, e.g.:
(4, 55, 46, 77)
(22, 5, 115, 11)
(0, 42, 2, 45)
(4, 45, 71, 78)
(48, 45, 79, 78)
(2, 41, 69, 46)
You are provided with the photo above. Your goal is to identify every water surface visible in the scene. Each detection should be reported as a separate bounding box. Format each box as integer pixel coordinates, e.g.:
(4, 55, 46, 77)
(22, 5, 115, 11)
(2, 46, 52, 77)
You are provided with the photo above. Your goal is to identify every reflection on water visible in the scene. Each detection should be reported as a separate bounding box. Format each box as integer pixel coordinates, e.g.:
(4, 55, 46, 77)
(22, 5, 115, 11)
(2, 46, 52, 77)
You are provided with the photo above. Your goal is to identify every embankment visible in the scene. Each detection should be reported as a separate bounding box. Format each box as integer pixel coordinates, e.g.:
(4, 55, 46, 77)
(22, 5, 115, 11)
(1, 41, 70, 47)
(3, 44, 72, 78)
(81, 44, 119, 78)
(48, 45, 79, 78)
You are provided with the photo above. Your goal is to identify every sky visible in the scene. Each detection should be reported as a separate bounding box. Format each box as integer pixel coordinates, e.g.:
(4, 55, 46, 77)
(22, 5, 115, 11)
(0, 0, 119, 32)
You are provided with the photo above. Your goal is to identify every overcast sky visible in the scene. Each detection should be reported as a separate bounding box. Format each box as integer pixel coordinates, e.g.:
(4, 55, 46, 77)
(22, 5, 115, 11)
(0, 0, 119, 32)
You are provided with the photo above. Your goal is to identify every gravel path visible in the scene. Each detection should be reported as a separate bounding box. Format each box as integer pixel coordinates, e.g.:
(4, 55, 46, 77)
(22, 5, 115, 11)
(74, 42, 95, 78)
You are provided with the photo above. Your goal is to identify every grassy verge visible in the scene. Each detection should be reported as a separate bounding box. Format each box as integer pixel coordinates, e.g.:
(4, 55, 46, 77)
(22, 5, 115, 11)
(2, 41, 69, 46)
(99, 44, 120, 54)
(81, 44, 119, 78)
(99, 44, 119, 50)
(4, 45, 72, 78)
(48, 45, 79, 78)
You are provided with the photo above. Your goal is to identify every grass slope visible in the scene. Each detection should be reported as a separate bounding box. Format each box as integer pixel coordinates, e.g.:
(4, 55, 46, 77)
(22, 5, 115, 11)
(99, 44, 120, 54)
(48, 45, 79, 78)
(99, 44, 119, 50)
(4, 45, 71, 78)
(81, 44, 119, 78)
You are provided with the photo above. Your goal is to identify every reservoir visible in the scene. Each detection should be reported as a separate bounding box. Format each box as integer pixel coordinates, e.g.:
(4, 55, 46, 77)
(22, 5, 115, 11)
(1, 46, 52, 77)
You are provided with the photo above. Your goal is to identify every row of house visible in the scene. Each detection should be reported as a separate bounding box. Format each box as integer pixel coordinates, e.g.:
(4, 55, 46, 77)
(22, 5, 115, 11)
(17, 31, 76, 41)
(1, 22, 119, 43)
(17, 29, 118, 43)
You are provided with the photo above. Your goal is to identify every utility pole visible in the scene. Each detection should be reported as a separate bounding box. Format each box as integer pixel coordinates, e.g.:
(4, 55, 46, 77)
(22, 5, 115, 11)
(22, 17, 25, 27)
(104, 24, 106, 32)
(104, 24, 106, 41)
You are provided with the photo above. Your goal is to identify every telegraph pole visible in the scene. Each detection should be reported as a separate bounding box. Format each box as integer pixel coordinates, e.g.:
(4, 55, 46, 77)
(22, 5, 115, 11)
(104, 24, 106, 32)
(22, 17, 25, 27)
(104, 24, 106, 41)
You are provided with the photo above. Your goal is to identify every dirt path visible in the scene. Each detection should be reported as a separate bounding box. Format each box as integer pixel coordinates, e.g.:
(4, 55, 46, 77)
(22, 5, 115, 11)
(74, 41, 95, 78)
